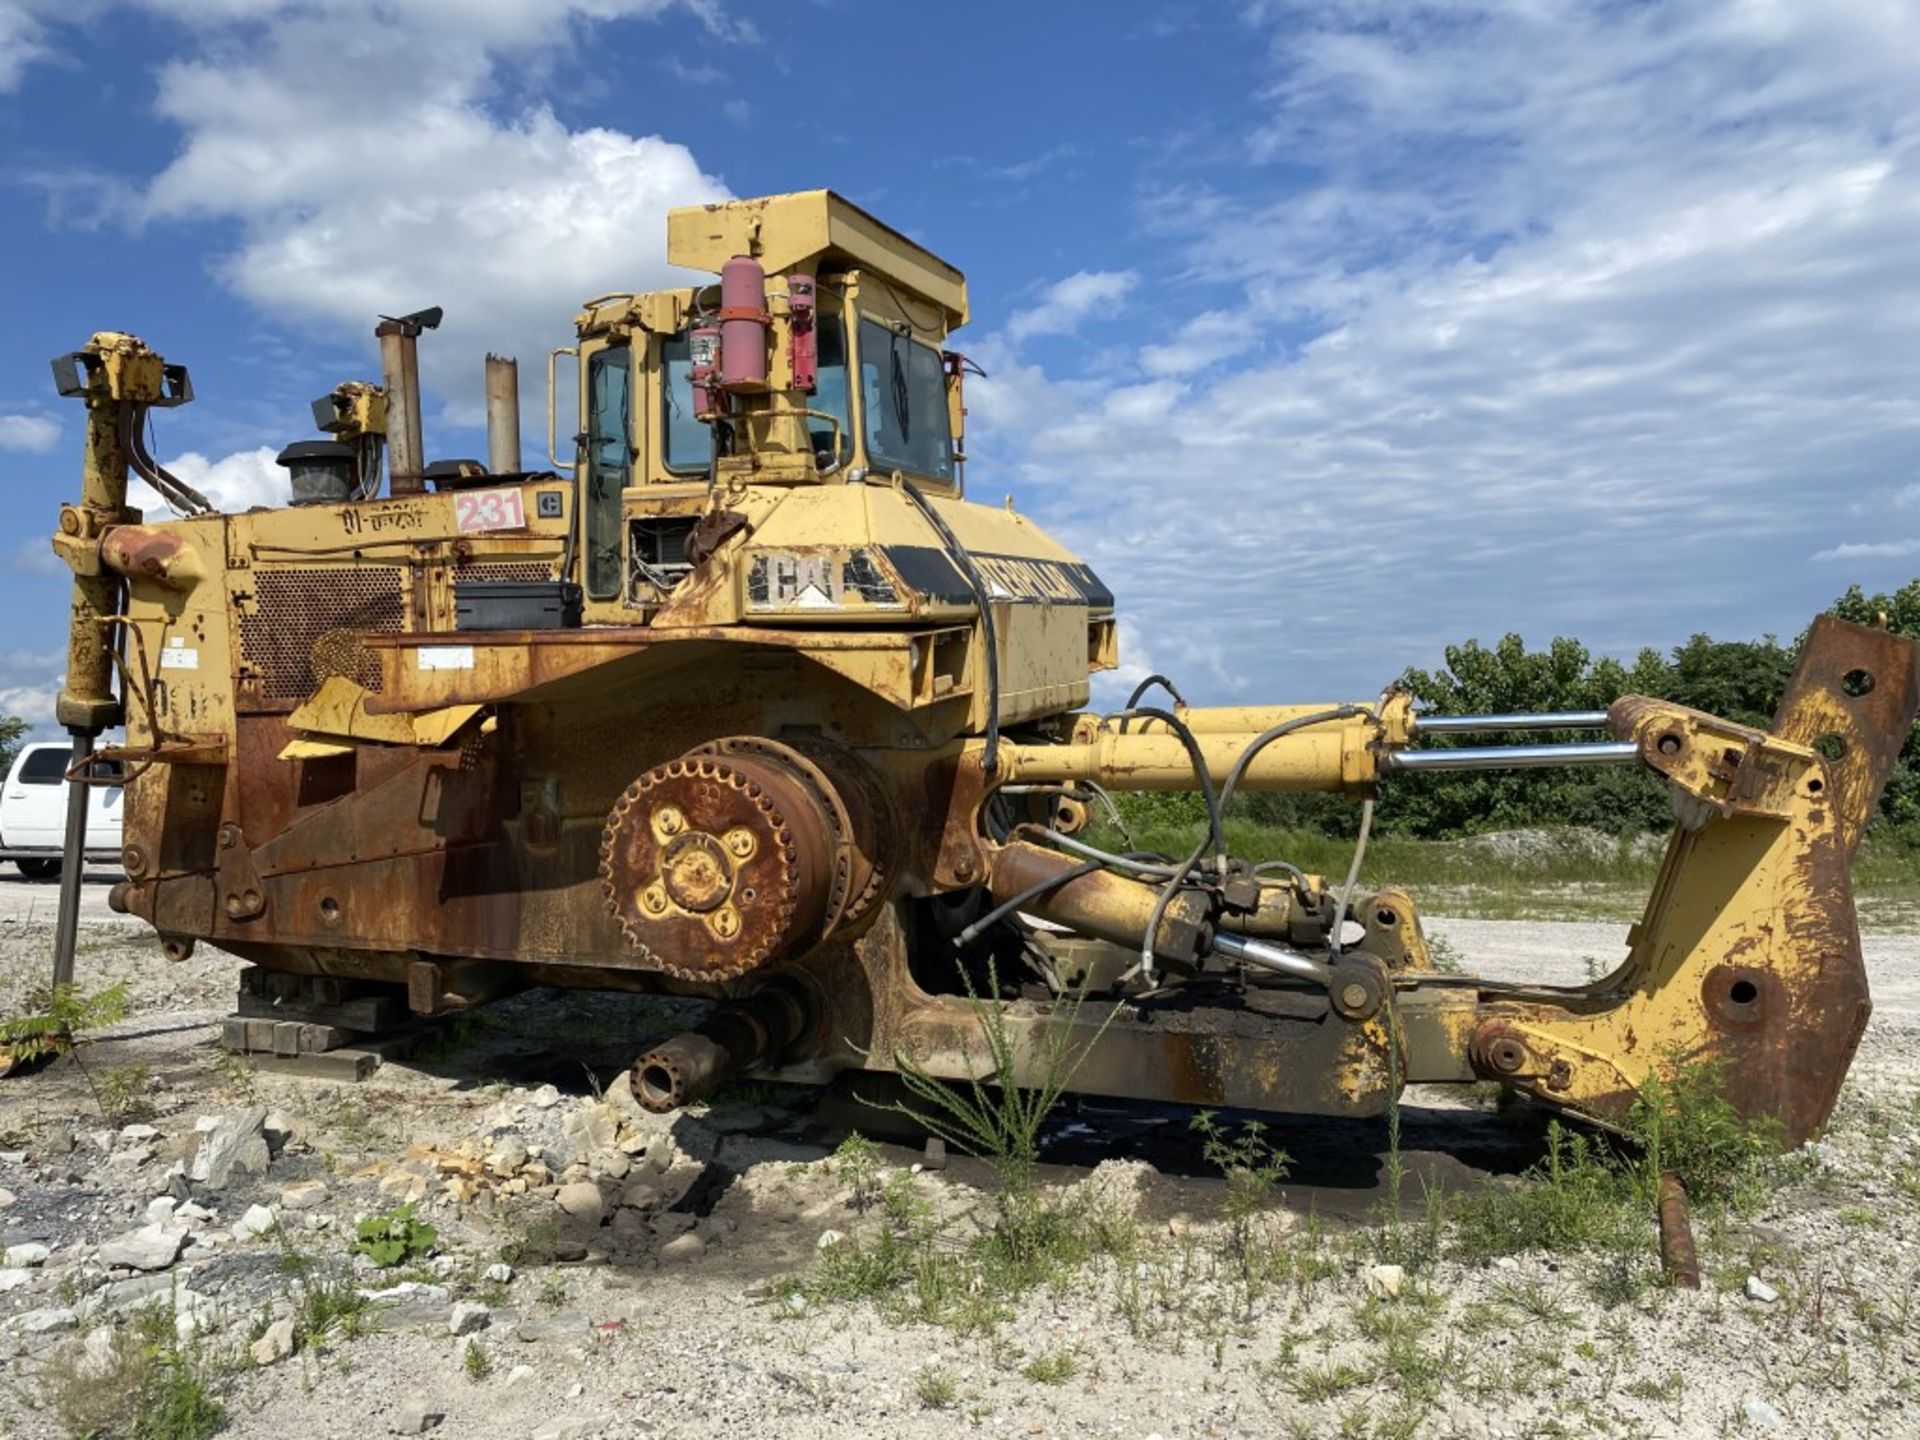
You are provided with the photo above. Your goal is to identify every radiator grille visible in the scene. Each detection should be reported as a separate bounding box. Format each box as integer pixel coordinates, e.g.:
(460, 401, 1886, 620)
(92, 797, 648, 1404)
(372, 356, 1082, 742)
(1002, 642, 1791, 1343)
(241, 568, 406, 700)
(458, 559, 554, 584)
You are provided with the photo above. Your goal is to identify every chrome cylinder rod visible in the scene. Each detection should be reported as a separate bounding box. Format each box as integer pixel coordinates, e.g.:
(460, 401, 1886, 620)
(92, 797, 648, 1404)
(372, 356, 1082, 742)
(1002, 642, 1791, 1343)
(1384, 740, 1640, 773)
(1212, 932, 1333, 986)
(1414, 710, 1611, 734)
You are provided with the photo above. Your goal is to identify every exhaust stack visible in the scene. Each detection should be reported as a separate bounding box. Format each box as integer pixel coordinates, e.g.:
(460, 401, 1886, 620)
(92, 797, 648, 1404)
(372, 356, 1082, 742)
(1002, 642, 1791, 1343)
(375, 306, 441, 495)
(485, 354, 521, 475)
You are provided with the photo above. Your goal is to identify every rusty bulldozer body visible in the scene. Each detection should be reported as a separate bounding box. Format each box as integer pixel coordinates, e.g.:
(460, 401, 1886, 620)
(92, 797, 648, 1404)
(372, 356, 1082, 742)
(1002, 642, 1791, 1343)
(39, 191, 1918, 1145)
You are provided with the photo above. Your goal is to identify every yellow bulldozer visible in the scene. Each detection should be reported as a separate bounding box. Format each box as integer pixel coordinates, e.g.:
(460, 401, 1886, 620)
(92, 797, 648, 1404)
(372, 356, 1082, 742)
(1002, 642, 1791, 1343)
(37, 190, 1919, 1148)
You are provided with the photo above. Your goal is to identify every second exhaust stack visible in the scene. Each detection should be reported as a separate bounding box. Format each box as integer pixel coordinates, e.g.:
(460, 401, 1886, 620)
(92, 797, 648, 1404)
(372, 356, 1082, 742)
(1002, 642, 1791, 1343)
(485, 354, 521, 475)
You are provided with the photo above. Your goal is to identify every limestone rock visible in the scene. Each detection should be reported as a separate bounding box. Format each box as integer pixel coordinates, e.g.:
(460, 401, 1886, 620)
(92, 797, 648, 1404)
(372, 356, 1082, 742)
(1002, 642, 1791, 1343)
(188, 1108, 270, 1189)
(16, 1307, 78, 1334)
(449, 1301, 491, 1336)
(280, 1180, 328, 1211)
(561, 1104, 617, 1158)
(232, 1203, 278, 1240)
(532, 1416, 615, 1440)
(391, 1393, 445, 1435)
(4, 1241, 50, 1267)
(589, 1149, 631, 1181)
(555, 1181, 604, 1222)
(660, 1232, 706, 1264)
(1364, 1264, 1406, 1300)
(98, 1223, 187, 1272)
(616, 1179, 660, 1212)
(1743, 1397, 1788, 1433)
(251, 1317, 296, 1365)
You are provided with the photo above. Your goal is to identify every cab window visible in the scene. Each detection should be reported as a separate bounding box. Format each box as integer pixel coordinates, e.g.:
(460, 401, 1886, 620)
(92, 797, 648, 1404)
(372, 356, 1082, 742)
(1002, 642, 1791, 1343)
(808, 314, 852, 467)
(661, 333, 712, 474)
(584, 344, 630, 600)
(860, 319, 953, 481)
(19, 748, 67, 785)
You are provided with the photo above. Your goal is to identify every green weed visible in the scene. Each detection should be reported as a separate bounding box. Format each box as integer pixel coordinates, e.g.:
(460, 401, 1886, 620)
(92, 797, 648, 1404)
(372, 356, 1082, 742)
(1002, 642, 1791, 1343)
(351, 1203, 438, 1268)
(914, 1366, 959, 1409)
(830, 1131, 882, 1215)
(0, 982, 129, 1066)
(462, 1339, 492, 1381)
(1021, 1349, 1080, 1384)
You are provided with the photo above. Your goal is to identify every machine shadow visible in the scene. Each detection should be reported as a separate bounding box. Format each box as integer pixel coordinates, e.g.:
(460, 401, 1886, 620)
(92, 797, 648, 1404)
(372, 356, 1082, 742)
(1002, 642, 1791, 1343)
(393, 986, 1558, 1252)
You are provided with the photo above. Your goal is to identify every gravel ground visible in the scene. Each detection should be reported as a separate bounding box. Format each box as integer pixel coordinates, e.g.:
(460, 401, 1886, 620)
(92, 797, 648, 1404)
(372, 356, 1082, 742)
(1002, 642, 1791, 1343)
(0, 873, 1915, 1440)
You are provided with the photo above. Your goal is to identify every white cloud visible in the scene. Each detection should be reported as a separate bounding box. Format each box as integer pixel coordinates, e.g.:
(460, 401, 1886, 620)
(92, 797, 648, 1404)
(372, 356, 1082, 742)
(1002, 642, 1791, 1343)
(0, 2, 51, 91)
(129, 446, 286, 516)
(124, 2, 732, 420)
(1813, 539, 1920, 563)
(662, 56, 724, 84)
(0, 413, 59, 452)
(1140, 311, 1258, 377)
(987, 2, 1920, 698)
(1005, 271, 1139, 344)
(0, 648, 70, 733)
(6, 2, 736, 430)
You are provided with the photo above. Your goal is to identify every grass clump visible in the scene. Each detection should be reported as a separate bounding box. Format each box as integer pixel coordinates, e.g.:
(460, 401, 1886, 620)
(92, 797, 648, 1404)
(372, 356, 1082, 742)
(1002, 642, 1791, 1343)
(913, 1366, 959, 1409)
(93, 1062, 156, 1125)
(1452, 1123, 1640, 1261)
(462, 1339, 492, 1381)
(779, 960, 1124, 1335)
(1627, 1062, 1780, 1212)
(47, 1304, 227, 1440)
(1021, 1349, 1080, 1384)
(296, 1266, 370, 1349)
(1453, 1060, 1783, 1277)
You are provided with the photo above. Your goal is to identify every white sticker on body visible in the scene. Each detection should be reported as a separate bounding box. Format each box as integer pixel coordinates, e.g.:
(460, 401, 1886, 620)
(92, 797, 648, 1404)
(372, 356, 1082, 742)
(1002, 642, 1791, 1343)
(417, 646, 476, 671)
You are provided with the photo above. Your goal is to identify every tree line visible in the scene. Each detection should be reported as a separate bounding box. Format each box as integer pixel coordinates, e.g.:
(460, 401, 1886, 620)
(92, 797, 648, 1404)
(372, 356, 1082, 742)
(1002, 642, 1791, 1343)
(1158, 579, 1920, 842)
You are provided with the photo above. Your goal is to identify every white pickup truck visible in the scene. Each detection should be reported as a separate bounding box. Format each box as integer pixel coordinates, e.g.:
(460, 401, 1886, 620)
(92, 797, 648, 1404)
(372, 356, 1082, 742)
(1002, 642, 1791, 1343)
(0, 742, 124, 879)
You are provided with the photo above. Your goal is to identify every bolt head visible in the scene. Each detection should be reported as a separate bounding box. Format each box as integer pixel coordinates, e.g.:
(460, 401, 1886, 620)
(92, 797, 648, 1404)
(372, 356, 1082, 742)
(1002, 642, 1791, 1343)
(1340, 982, 1370, 1011)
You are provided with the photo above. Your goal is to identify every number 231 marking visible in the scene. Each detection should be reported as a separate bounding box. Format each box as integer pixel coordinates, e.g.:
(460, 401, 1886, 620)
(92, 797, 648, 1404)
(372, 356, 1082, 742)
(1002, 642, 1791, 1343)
(455, 488, 527, 534)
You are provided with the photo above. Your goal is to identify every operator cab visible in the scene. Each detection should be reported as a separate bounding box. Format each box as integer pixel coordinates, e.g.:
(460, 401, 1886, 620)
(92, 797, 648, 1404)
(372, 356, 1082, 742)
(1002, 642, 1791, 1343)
(563, 190, 973, 614)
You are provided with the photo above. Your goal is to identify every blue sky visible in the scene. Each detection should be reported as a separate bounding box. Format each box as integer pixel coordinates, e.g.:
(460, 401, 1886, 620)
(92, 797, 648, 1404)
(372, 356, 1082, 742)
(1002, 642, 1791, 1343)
(2, 0, 1918, 729)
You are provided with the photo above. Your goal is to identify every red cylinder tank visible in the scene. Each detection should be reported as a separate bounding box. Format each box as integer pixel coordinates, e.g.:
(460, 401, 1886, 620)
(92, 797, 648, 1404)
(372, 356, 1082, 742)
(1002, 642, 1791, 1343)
(719, 255, 769, 390)
(788, 274, 817, 393)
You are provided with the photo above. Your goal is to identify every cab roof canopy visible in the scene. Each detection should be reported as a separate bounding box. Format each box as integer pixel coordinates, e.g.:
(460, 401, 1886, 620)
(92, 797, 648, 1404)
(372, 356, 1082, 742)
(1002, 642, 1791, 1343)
(667, 190, 969, 333)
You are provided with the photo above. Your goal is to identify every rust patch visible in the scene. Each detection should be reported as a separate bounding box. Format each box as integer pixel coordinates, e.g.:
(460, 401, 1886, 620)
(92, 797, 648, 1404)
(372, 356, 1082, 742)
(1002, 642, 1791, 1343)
(1770, 614, 1920, 856)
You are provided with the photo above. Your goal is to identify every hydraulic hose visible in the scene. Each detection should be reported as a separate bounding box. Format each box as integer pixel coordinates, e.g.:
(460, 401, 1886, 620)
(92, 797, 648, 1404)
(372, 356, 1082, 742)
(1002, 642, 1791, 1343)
(1136, 705, 1370, 985)
(1108, 705, 1225, 865)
